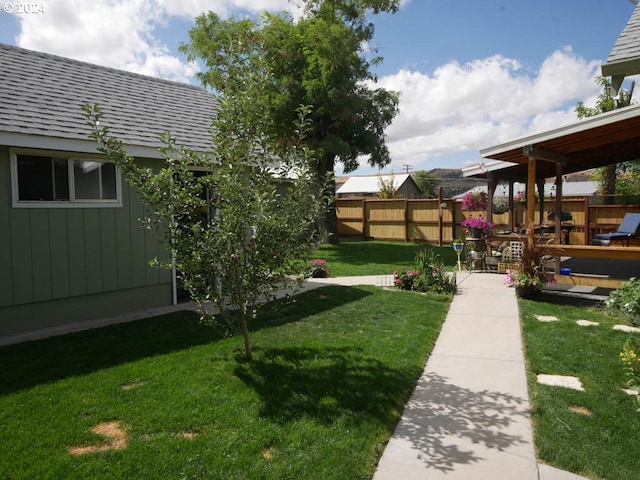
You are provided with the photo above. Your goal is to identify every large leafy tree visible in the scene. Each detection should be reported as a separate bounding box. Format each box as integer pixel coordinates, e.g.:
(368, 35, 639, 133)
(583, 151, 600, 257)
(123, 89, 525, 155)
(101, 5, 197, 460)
(84, 32, 324, 361)
(575, 76, 636, 197)
(180, 0, 400, 243)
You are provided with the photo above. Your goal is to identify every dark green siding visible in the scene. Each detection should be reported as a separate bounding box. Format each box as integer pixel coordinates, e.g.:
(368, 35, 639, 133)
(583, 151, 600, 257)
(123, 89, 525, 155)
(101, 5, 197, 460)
(0, 146, 13, 307)
(0, 148, 173, 338)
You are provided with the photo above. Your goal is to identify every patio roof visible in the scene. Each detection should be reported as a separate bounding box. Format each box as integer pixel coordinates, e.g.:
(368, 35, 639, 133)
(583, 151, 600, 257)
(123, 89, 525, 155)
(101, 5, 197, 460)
(471, 104, 640, 182)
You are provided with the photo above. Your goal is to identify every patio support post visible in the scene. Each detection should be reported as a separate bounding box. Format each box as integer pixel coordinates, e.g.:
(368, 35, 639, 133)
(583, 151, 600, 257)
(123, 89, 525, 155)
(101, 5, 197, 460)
(526, 149, 537, 245)
(553, 165, 564, 275)
(508, 181, 515, 232)
(536, 177, 545, 225)
(554, 164, 563, 246)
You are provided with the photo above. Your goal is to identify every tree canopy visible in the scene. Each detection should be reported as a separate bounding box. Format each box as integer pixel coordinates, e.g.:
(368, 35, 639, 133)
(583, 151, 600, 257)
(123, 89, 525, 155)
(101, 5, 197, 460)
(84, 30, 325, 360)
(575, 76, 637, 196)
(180, 0, 400, 242)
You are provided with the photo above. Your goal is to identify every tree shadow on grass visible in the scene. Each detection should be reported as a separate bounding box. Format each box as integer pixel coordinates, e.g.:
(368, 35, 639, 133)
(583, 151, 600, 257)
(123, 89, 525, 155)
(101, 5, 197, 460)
(235, 350, 530, 473)
(233, 345, 415, 427)
(0, 286, 371, 396)
(387, 372, 530, 473)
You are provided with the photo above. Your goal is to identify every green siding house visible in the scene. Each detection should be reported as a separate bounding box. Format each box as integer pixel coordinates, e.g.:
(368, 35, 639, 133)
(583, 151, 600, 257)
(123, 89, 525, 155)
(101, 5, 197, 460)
(0, 44, 218, 343)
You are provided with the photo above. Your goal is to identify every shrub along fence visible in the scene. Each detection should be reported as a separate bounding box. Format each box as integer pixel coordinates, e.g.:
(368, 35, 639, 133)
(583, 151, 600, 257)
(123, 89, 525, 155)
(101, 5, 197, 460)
(336, 196, 640, 246)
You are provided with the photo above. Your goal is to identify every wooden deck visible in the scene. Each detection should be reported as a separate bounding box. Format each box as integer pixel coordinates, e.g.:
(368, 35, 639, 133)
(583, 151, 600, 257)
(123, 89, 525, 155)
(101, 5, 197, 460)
(544, 245, 640, 289)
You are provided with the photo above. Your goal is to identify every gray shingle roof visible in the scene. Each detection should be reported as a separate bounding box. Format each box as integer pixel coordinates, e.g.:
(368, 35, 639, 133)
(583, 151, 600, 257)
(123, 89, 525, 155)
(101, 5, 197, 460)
(0, 43, 217, 155)
(602, 3, 640, 91)
(604, 4, 640, 65)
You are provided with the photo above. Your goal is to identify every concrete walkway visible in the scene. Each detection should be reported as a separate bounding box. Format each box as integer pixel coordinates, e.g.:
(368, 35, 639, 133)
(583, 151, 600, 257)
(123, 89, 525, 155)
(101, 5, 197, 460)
(365, 272, 587, 480)
(312, 273, 589, 480)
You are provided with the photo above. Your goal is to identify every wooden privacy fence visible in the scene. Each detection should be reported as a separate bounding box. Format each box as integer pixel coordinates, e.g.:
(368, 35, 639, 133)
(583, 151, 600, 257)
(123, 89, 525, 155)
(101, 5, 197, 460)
(336, 197, 640, 247)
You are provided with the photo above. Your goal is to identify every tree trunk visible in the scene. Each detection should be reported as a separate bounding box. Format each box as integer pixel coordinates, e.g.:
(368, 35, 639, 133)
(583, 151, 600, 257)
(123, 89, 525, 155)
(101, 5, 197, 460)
(240, 313, 252, 361)
(314, 153, 340, 244)
(601, 164, 617, 205)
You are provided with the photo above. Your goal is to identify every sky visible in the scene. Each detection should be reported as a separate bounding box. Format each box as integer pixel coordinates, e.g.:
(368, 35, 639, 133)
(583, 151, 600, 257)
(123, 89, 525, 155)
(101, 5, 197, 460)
(1, 0, 638, 176)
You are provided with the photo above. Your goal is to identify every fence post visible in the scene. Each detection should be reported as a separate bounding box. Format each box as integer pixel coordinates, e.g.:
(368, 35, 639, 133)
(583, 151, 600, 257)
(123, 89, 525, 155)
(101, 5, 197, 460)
(584, 196, 590, 245)
(404, 199, 409, 242)
(438, 187, 444, 246)
(361, 198, 366, 238)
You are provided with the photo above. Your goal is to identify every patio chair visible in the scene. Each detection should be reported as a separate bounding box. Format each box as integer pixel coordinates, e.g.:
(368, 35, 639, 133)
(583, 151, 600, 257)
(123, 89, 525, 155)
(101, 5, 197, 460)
(591, 213, 640, 247)
(498, 241, 524, 273)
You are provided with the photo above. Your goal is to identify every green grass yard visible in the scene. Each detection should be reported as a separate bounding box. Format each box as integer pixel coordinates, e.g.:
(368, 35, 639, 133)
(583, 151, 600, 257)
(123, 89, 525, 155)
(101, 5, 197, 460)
(2, 240, 639, 480)
(520, 298, 640, 480)
(311, 240, 458, 277)
(0, 285, 450, 480)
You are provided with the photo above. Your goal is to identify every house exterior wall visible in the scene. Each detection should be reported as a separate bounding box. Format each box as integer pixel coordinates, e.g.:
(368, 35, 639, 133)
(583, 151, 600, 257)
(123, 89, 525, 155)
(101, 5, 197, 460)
(398, 180, 421, 199)
(0, 146, 172, 338)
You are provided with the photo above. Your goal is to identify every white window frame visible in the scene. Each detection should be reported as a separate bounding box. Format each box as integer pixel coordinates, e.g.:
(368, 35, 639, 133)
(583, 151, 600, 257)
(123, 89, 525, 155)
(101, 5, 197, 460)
(10, 148, 122, 208)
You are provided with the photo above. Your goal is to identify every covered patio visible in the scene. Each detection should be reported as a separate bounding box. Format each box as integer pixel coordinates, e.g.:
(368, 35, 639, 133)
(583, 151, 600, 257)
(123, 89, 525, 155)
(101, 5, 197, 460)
(466, 104, 640, 288)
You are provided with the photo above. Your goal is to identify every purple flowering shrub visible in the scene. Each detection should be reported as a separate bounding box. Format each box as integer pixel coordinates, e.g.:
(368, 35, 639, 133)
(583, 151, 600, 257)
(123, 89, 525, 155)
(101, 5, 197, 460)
(461, 190, 487, 211)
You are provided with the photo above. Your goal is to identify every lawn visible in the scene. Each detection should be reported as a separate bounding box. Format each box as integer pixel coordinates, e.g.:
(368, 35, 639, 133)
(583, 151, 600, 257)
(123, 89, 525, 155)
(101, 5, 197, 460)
(311, 240, 458, 277)
(519, 297, 640, 480)
(0, 285, 450, 480)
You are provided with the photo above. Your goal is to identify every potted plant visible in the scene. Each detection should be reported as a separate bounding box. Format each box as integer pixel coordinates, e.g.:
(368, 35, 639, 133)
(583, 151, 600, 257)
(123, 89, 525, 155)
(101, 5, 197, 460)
(503, 241, 554, 298)
(461, 190, 487, 212)
(461, 215, 494, 238)
(308, 258, 329, 278)
(492, 196, 509, 215)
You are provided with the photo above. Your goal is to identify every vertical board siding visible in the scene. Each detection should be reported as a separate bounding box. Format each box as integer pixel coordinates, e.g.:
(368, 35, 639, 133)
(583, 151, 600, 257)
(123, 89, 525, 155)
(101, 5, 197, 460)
(49, 209, 71, 299)
(67, 208, 88, 297)
(9, 208, 33, 305)
(0, 148, 14, 306)
(99, 208, 119, 292)
(83, 209, 104, 295)
(1, 155, 171, 310)
(29, 209, 53, 302)
(115, 182, 133, 289)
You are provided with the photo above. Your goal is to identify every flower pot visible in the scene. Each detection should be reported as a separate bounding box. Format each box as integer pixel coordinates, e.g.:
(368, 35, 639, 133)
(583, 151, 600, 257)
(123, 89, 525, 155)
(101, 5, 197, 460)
(515, 285, 541, 299)
(467, 227, 484, 238)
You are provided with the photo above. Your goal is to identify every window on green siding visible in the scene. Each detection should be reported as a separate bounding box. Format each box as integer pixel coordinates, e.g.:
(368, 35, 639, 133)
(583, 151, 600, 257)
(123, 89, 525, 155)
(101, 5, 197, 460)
(73, 160, 117, 200)
(12, 152, 121, 207)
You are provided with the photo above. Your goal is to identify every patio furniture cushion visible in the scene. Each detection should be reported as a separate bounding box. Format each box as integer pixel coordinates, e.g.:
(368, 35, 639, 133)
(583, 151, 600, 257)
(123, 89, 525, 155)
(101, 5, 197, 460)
(592, 213, 640, 246)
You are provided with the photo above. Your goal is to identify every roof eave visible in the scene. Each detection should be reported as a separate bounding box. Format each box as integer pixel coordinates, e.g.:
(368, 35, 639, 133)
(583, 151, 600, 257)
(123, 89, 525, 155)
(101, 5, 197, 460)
(479, 104, 640, 160)
(0, 131, 166, 159)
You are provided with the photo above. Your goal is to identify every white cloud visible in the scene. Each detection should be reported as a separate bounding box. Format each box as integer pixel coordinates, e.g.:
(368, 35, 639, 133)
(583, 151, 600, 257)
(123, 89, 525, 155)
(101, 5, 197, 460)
(10, 0, 608, 174)
(14, 0, 300, 82)
(368, 47, 602, 173)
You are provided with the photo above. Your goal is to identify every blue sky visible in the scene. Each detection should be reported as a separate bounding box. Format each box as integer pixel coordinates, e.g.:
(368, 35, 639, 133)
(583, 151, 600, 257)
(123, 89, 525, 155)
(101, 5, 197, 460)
(1, 0, 638, 175)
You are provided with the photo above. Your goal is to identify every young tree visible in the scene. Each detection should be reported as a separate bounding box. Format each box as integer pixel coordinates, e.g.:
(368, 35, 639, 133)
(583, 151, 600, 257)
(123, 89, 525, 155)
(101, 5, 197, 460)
(377, 173, 399, 198)
(575, 76, 636, 197)
(180, 0, 400, 243)
(84, 32, 324, 361)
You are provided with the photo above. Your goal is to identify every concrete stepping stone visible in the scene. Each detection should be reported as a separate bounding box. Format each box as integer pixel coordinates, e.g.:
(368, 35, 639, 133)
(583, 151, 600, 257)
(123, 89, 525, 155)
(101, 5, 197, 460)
(537, 374, 584, 391)
(613, 325, 640, 333)
(535, 315, 558, 322)
(576, 320, 599, 327)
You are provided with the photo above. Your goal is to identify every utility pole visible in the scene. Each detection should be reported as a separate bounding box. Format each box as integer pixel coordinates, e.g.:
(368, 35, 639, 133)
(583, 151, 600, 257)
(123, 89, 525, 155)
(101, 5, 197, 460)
(402, 164, 413, 174)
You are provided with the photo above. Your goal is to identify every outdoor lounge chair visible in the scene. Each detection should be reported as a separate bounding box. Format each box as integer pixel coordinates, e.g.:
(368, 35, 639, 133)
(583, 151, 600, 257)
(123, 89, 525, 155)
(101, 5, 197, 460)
(591, 213, 640, 246)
